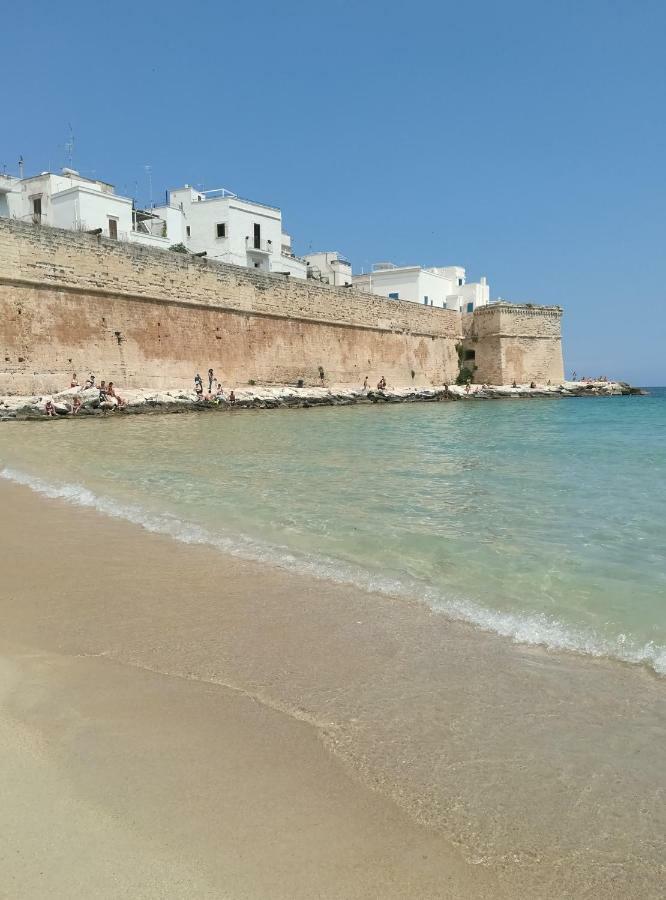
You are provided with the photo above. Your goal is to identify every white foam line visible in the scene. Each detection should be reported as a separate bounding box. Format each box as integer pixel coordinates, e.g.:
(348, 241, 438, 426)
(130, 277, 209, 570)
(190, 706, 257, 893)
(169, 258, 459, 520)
(2, 465, 664, 676)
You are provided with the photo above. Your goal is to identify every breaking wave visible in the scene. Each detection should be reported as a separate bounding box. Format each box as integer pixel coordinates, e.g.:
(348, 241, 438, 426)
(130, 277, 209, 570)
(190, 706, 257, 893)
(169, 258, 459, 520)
(2, 465, 665, 676)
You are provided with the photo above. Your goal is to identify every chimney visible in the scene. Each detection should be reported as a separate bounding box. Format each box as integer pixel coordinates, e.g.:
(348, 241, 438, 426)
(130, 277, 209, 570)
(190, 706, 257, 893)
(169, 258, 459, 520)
(18, 156, 24, 179)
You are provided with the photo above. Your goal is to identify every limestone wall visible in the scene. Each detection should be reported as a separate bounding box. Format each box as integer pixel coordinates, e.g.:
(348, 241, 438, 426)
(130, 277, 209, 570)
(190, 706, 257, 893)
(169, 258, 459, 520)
(463, 304, 564, 384)
(0, 219, 461, 394)
(0, 219, 564, 394)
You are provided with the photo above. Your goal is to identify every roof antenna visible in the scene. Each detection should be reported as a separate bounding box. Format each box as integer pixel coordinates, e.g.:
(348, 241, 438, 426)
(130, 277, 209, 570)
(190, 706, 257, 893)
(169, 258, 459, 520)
(65, 124, 75, 169)
(145, 165, 153, 208)
(18, 156, 24, 179)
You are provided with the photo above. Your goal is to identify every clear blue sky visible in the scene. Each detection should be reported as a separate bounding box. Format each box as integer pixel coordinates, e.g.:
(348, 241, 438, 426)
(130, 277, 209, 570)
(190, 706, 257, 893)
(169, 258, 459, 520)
(3, 0, 665, 383)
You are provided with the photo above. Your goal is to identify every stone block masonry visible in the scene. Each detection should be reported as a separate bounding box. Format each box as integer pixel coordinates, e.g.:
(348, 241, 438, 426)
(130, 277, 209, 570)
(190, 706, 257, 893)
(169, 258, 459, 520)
(463, 304, 564, 385)
(0, 219, 564, 393)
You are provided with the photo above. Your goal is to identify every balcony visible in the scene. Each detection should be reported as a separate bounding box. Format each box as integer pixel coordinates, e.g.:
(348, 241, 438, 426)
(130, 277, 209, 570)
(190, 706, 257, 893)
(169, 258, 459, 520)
(245, 236, 272, 254)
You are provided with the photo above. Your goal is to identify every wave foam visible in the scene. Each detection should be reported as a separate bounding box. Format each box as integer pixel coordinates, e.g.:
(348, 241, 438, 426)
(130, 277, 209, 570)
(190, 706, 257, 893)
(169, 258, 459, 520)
(2, 465, 664, 676)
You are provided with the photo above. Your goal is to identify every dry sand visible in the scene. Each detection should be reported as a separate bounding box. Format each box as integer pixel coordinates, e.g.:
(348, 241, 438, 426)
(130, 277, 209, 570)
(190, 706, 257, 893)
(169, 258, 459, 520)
(0, 480, 664, 898)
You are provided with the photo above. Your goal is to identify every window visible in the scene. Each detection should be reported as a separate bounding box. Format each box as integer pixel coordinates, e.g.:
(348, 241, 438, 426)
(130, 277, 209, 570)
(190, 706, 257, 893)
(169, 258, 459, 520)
(186, 226, 191, 237)
(108, 218, 118, 240)
(458, 278, 463, 286)
(463, 349, 476, 361)
(388, 292, 399, 300)
(423, 295, 429, 305)
(216, 223, 226, 238)
(253, 223, 261, 249)
(467, 302, 474, 313)
(32, 196, 42, 222)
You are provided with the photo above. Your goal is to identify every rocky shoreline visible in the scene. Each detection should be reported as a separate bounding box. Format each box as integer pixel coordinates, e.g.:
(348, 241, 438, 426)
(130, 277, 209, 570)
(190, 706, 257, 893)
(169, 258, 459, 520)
(0, 380, 645, 421)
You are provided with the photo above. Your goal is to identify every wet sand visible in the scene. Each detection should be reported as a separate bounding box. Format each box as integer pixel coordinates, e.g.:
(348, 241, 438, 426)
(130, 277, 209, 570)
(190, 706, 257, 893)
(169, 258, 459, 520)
(1, 480, 664, 898)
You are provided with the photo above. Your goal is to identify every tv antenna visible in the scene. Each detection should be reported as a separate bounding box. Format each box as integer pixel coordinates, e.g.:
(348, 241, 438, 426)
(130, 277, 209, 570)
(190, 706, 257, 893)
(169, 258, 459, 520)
(65, 124, 75, 169)
(145, 165, 153, 208)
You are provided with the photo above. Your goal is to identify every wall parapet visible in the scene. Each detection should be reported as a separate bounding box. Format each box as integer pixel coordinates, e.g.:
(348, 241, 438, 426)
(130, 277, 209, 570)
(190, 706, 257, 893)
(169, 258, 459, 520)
(0, 218, 461, 340)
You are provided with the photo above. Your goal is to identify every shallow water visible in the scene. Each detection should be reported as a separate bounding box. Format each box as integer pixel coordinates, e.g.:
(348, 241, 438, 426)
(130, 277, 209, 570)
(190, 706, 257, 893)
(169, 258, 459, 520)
(1, 390, 665, 672)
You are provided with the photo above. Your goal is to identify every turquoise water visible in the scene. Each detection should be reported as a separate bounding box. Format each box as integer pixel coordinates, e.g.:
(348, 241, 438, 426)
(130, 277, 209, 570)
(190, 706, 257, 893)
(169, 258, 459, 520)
(1, 391, 665, 672)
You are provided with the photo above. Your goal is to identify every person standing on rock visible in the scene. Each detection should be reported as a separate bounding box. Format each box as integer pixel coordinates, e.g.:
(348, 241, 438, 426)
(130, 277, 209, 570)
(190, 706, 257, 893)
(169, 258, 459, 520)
(363, 376, 369, 392)
(194, 373, 203, 400)
(208, 368, 215, 393)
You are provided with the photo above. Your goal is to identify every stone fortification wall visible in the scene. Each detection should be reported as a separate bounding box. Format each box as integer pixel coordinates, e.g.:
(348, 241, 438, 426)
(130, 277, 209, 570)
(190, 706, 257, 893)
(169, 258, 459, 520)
(0, 219, 564, 394)
(463, 304, 564, 384)
(0, 219, 461, 394)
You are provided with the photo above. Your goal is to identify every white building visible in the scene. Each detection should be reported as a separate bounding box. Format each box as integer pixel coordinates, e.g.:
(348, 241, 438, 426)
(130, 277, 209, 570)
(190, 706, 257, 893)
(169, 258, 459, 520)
(352, 262, 489, 312)
(155, 186, 309, 278)
(0, 164, 492, 305)
(0, 168, 183, 250)
(303, 251, 353, 286)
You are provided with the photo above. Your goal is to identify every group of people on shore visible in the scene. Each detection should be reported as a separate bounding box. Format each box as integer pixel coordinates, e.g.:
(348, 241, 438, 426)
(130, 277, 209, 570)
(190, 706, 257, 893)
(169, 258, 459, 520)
(45, 373, 126, 416)
(194, 369, 236, 405)
(571, 372, 609, 382)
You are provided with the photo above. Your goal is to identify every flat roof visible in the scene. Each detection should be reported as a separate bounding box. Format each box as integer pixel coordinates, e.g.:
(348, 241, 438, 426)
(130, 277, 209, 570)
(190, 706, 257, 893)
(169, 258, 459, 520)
(21, 171, 115, 189)
(169, 185, 280, 213)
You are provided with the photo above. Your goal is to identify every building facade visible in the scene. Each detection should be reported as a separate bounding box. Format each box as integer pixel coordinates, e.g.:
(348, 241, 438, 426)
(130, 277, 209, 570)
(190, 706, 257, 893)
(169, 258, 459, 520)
(352, 263, 490, 312)
(155, 186, 309, 278)
(0, 169, 181, 251)
(303, 251, 353, 286)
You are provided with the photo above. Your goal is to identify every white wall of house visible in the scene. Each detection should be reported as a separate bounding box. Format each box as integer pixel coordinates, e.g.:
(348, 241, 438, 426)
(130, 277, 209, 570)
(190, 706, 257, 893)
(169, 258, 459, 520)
(444, 279, 489, 312)
(353, 266, 454, 307)
(353, 264, 490, 311)
(168, 186, 292, 274)
(0, 175, 22, 218)
(303, 251, 353, 286)
(140, 205, 187, 247)
(0, 170, 181, 244)
(50, 185, 133, 237)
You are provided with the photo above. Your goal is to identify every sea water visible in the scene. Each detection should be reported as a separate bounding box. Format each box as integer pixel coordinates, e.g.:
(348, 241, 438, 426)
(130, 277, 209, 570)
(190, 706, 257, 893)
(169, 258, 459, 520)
(1, 390, 665, 673)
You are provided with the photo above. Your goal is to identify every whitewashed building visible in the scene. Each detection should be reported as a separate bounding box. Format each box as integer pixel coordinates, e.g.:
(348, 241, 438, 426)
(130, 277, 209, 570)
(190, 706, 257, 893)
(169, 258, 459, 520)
(0, 164, 492, 304)
(155, 186, 309, 277)
(303, 251, 353, 286)
(353, 263, 489, 312)
(0, 168, 183, 250)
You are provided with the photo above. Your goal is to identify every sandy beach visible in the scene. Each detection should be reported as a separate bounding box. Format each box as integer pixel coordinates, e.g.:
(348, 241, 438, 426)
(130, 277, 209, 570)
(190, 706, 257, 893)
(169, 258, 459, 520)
(1, 479, 664, 898)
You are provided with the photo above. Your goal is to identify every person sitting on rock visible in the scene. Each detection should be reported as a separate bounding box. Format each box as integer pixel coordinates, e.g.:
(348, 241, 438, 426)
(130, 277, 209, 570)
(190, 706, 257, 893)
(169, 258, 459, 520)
(107, 382, 125, 407)
(512, 380, 518, 388)
(377, 376, 387, 391)
(72, 396, 82, 415)
(229, 390, 236, 405)
(45, 399, 56, 417)
(70, 373, 79, 388)
(84, 374, 95, 389)
(530, 381, 536, 389)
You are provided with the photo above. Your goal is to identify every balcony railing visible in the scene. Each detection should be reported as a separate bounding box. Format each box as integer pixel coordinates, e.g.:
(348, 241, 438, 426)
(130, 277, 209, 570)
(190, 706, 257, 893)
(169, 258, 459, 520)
(245, 236, 272, 253)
